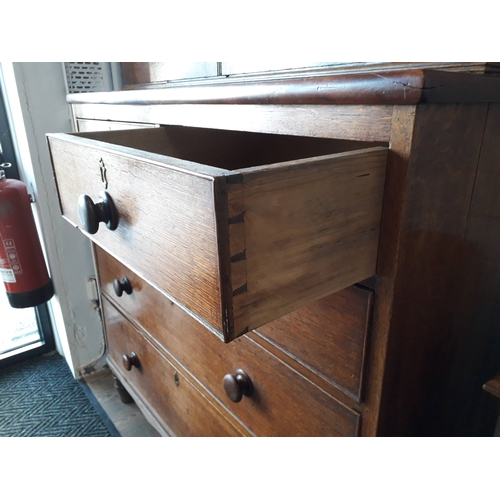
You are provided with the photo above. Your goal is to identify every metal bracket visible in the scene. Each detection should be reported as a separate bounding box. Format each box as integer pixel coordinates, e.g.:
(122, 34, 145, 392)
(86, 277, 99, 303)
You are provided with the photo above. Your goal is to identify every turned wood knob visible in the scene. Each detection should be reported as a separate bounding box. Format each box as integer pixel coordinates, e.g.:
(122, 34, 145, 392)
(113, 277, 132, 297)
(78, 190, 118, 234)
(122, 352, 139, 371)
(223, 369, 253, 403)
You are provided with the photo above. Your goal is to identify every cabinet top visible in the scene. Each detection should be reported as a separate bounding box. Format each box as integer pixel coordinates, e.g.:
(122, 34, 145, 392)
(67, 69, 500, 106)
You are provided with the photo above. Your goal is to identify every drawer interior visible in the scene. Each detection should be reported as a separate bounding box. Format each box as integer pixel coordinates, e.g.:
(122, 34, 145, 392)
(76, 125, 386, 171)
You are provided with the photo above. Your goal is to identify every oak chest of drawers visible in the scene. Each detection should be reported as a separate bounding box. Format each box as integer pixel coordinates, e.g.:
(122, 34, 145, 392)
(47, 65, 500, 436)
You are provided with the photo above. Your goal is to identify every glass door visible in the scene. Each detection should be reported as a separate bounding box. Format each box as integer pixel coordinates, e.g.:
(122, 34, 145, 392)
(0, 84, 55, 368)
(0, 293, 54, 367)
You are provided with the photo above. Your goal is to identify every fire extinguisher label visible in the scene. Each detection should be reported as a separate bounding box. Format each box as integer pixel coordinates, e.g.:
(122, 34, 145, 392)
(0, 268, 16, 283)
(0, 235, 22, 282)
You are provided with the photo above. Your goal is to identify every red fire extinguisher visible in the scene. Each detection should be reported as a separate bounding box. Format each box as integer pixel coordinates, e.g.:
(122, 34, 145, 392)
(0, 162, 54, 308)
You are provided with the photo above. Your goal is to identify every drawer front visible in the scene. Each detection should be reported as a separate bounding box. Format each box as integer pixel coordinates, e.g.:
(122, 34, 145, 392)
(98, 247, 361, 436)
(102, 297, 246, 437)
(48, 126, 386, 342)
(254, 286, 372, 401)
(48, 130, 225, 335)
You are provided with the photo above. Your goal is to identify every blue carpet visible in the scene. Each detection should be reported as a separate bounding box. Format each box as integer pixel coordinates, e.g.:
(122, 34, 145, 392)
(0, 352, 117, 437)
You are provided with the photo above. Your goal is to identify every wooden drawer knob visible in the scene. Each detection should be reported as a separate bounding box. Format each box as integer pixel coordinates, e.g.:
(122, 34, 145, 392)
(78, 190, 118, 234)
(122, 352, 140, 371)
(223, 369, 253, 403)
(113, 277, 133, 297)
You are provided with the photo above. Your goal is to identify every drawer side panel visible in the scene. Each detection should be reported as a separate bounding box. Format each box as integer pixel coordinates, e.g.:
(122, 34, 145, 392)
(230, 147, 387, 336)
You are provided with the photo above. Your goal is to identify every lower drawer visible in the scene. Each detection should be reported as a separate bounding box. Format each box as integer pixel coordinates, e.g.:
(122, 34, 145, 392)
(98, 247, 361, 436)
(102, 297, 247, 437)
(254, 285, 372, 402)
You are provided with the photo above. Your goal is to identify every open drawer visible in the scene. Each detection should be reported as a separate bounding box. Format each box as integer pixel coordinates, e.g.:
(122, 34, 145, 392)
(47, 125, 387, 342)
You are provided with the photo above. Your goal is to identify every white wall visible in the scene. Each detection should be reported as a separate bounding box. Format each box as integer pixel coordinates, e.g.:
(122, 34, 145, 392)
(0, 62, 106, 378)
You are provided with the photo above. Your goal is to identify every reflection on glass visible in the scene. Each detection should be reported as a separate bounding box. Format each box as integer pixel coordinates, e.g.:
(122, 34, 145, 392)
(0, 288, 40, 355)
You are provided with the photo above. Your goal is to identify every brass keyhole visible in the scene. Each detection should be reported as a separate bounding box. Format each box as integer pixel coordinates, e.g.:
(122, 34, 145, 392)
(174, 371, 179, 386)
(99, 158, 108, 189)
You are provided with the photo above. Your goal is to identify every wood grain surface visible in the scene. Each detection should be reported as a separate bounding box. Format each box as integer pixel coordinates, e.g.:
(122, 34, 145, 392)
(76, 119, 156, 132)
(360, 105, 417, 436)
(47, 132, 225, 333)
(254, 285, 373, 402)
(70, 67, 500, 105)
(71, 103, 394, 142)
(437, 103, 500, 435)
(375, 103, 490, 436)
(228, 147, 387, 338)
(119, 62, 500, 90)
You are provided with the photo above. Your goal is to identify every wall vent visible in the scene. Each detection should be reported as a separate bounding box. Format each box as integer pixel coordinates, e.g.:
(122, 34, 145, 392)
(63, 62, 115, 93)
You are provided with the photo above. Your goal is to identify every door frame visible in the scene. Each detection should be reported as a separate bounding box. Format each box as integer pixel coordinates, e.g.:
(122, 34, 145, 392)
(0, 62, 107, 378)
(0, 84, 56, 368)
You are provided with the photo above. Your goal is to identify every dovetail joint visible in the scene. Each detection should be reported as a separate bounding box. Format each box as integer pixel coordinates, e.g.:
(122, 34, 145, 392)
(228, 212, 245, 225)
(232, 284, 248, 296)
(230, 250, 246, 263)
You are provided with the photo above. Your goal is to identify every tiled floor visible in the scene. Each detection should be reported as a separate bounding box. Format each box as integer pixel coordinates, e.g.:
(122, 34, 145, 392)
(83, 368, 160, 437)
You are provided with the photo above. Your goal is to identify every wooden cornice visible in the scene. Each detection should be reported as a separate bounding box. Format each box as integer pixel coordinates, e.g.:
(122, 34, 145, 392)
(67, 69, 500, 106)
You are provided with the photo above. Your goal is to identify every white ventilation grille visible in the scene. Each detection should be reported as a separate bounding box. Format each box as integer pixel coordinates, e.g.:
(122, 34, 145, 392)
(64, 62, 114, 93)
